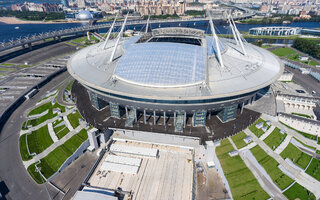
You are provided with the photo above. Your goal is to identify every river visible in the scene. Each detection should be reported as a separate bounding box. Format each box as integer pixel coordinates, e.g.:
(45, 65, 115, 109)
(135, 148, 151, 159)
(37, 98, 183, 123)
(0, 20, 319, 42)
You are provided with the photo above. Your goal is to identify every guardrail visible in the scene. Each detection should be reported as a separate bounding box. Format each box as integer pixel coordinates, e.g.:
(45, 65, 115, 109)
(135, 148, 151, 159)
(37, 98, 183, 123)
(0, 13, 255, 53)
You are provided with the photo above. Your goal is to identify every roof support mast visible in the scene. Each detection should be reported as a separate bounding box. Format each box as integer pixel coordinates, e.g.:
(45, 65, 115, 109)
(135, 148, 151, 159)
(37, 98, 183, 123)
(227, 14, 239, 45)
(103, 13, 118, 50)
(208, 11, 224, 69)
(145, 15, 150, 33)
(109, 13, 129, 63)
(230, 15, 247, 56)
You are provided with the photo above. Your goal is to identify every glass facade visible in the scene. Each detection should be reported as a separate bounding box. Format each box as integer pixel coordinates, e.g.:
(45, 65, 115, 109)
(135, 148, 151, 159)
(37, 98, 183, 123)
(217, 104, 238, 123)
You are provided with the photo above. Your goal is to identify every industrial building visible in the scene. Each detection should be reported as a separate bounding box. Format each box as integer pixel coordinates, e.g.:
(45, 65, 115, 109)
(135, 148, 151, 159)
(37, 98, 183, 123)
(67, 15, 283, 133)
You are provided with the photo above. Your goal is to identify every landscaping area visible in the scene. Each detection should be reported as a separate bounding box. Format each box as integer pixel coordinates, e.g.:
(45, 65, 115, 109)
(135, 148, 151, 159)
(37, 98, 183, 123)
(28, 129, 88, 183)
(249, 118, 270, 138)
(250, 145, 294, 190)
(280, 143, 312, 169)
(263, 128, 287, 150)
(305, 158, 320, 182)
(67, 111, 82, 129)
(27, 125, 53, 155)
(280, 122, 317, 141)
(291, 112, 312, 119)
(23, 101, 66, 128)
(230, 131, 250, 149)
(53, 122, 69, 140)
(216, 139, 269, 200)
(19, 134, 32, 161)
(271, 47, 296, 57)
(283, 183, 316, 200)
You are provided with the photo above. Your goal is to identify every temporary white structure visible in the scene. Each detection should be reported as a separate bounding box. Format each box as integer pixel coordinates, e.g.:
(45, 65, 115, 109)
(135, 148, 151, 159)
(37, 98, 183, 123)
(110, 144, 158, 157)
(104, 155, 141, 167)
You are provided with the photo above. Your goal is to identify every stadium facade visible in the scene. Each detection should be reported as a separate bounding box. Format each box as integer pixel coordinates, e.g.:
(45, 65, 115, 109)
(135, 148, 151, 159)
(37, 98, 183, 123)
(67, 17, 283, 132)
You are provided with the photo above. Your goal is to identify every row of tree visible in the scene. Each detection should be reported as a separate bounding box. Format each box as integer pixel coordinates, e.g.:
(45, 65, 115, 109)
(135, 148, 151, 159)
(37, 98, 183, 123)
(0, 10, 65, 21)
(292, 38, 320, 59)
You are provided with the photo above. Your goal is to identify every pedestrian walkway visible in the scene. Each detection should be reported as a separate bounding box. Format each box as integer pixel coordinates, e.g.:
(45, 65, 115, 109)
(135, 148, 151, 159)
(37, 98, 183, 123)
(274, 135, 292, 154)
(240, 150, 287, 200)
(63, 115, 74, 131)
(244, 128, 320, 199)
(48, 123, 59, 143)
(260, 126, 275, 141)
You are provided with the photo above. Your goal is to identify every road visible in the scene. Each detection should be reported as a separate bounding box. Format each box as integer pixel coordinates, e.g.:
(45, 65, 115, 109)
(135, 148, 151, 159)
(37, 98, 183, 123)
(0, 71, 70, 200)
(285, 66, 320, 96)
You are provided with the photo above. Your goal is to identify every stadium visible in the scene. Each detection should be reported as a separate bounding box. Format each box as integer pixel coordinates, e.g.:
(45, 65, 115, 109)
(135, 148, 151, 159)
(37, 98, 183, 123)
(67, 16, 283, 136)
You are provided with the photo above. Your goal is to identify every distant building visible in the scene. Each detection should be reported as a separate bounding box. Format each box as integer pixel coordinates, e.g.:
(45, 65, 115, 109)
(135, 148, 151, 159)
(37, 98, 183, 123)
(61, 0, 69, 8)
(135, 0, 185, 16)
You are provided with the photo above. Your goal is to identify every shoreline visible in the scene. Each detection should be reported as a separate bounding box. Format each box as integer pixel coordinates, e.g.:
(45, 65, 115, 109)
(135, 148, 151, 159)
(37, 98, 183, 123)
(0, 17, 80, 24)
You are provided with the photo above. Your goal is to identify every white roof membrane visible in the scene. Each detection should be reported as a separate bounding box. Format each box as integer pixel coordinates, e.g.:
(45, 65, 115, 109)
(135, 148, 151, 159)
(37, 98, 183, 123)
(114, 42, 206, 87)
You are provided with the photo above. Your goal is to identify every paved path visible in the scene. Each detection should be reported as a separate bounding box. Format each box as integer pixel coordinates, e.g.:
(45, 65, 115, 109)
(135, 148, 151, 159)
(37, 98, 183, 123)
(274, 135, 292, 154)
(260, 125, 275, 140)
(63, 115, 74, 131)
(48, 123, 58, 143)
(56, 77, 75, 107)
(244, 128, 320, 199)
(240, 150, 287, 200)
(23, 122, 86, 168)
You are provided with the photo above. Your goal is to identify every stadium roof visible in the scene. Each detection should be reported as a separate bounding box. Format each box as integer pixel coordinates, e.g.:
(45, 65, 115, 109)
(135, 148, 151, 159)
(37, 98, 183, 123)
(67, 27, 283, 100)
(114, 42, 206, 87)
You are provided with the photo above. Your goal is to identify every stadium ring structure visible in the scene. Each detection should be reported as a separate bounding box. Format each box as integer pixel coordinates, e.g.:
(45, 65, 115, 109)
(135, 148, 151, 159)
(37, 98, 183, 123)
(67, 18, 283, 132)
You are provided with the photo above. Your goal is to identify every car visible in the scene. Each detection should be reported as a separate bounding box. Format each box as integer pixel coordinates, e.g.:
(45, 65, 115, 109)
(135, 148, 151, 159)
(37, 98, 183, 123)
(312, 90, 317, 95)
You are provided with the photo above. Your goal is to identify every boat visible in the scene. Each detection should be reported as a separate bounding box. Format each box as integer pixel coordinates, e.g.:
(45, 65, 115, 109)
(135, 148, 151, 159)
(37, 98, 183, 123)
(14, 26, 19, 29)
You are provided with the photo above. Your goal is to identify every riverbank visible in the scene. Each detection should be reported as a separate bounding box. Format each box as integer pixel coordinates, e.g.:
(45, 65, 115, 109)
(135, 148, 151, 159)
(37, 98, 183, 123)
(0, 17, 79, 24)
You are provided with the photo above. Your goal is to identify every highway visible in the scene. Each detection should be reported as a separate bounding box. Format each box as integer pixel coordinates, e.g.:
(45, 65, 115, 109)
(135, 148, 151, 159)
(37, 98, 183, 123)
(0, 71, 70, 200)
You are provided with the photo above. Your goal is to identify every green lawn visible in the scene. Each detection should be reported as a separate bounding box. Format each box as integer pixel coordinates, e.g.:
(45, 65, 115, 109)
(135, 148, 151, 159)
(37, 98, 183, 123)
(27, 163, 45, 184)
(280, 143, 312, 169)
(283, 183, 316, 200)
(261, 45, 273, 49)
(0, 67, 17, 71)
(250, 145, 293, 190)
(28, 102, 51, 116)
(66, 80, 74, 91)
(271, 47, 296, 57)
(54, 125, 69, 139)
(19, 134, 32, 161)
(305, 158, 320, 181)
(24, 102, 66, 127)
(291, 112, 312, 119)
(27, 125, 53, 155)
(263, 128, 287, 150)
(67, 111, 82, 129)
(231, 131, 249, 149)
(1, 63, 14, 66)
(216, 139, 269, 200)
(33, 129, 88, 180)
(280, 122, 317, 140)
(17, 65, 30, 68)
(249, 118, 269, 138)
(308, 60, 320, 66)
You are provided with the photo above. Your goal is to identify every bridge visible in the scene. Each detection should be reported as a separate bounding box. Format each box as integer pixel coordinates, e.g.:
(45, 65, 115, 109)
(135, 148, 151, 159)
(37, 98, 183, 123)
(0, 13, 254, 53)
